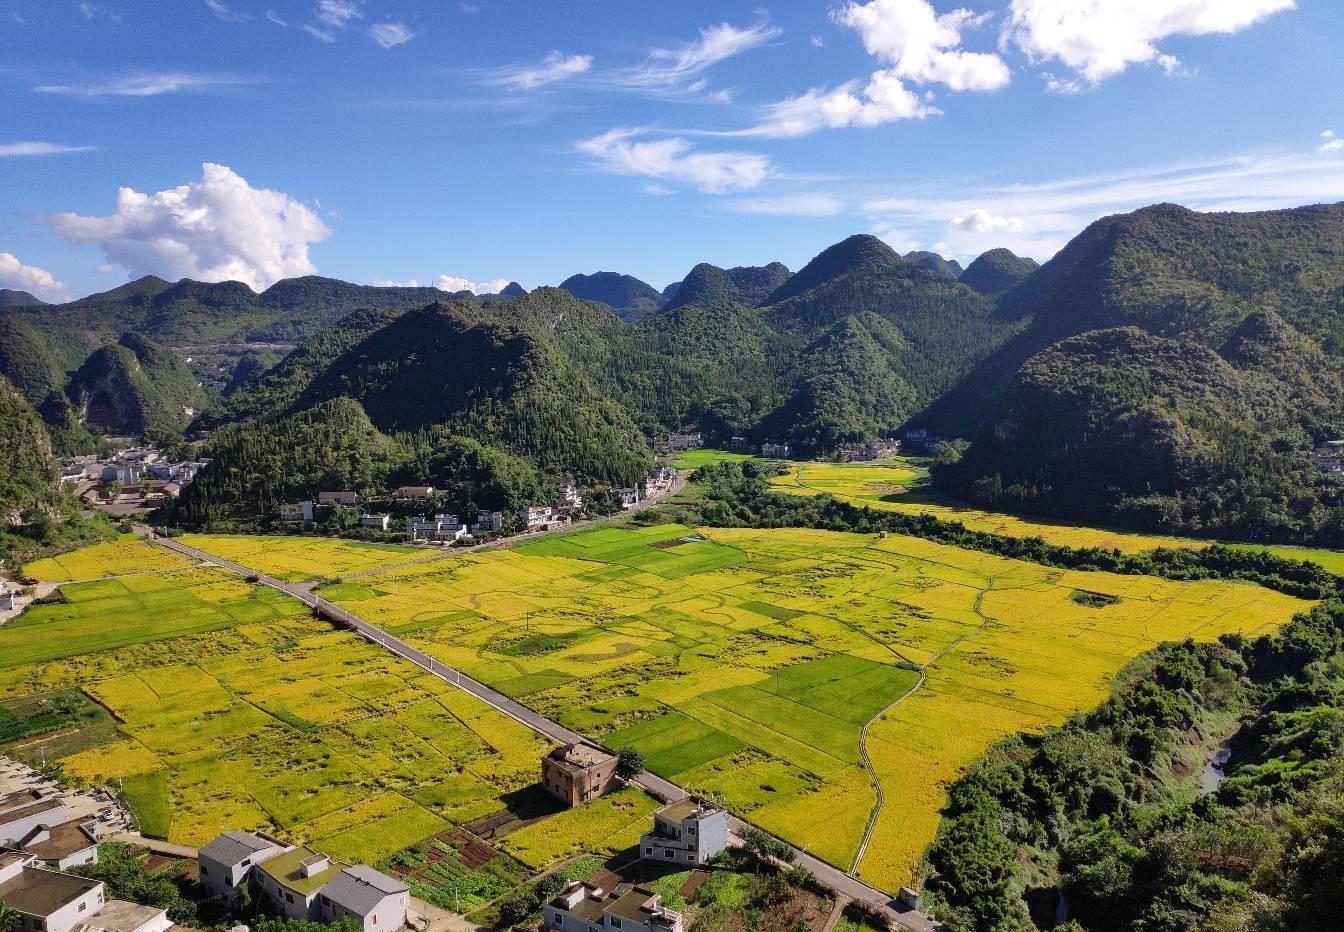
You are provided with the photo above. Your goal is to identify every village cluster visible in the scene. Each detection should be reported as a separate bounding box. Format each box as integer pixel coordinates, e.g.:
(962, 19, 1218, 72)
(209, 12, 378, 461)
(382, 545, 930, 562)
(1, 742, 730, 932)
(58, 445, 212, 516)
(276, 468, 677, 543)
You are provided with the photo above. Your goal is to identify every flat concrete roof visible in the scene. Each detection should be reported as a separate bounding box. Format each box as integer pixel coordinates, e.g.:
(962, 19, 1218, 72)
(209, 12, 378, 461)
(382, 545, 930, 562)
(0, 865, 101, 917)
(256, 846, 345, 896)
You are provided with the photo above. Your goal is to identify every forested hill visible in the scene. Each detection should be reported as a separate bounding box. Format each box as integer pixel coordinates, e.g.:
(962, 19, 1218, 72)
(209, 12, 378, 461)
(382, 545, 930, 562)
(557, 271, 666, 322)
(920, 201, 1344, 438)
(0, 289, 46, 307)
(1, 273, 445, 364)
(661, 261, 792, 311)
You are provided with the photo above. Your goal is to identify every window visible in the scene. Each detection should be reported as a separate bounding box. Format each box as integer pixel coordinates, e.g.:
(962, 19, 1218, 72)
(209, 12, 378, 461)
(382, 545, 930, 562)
(610, 918, 622, 929)
(664, 850, 674, 859)
(552, 915, 562, 926)
(241, 859, 251, 867)
(78, 904, 87, 913)
(322, 896, 330, 905)
(286, 893, 295, 904)
(687, 826, 696, 835)
(200, 866, 209, 876)
(645, 848, 653, 855)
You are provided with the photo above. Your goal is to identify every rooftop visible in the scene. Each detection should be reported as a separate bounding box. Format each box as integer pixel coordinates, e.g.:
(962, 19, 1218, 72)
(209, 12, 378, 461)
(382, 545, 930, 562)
(21, 822, 99, 861)
(0, 865, 101, 916)
(0, 797, 67, 828)
(320, 866, 408, 915)
(255, 846, 346, 896)
(548, 744, 615, 771)
(198, 830, 282, 867)
(72, 900, 166, 932)
(656, 799, 719, 823)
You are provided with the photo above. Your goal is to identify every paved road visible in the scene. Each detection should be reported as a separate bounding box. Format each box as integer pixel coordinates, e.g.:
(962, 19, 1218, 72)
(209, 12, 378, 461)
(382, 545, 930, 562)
(151, 521, 942, 932)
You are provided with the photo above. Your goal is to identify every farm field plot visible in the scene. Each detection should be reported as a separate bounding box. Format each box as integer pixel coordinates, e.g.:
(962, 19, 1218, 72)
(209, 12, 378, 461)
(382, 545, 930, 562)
(668, 449, 759, 469)
(24, 535, 197, 582)
(179, 534, 421, 581)
(322, 522, 1311, 889)
(1, 543, 556, 865)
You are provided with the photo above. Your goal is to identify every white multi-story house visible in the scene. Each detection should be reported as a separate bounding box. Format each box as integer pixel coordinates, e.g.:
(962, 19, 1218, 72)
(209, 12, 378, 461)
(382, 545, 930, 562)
(555, 480, 583, 510)
(409, 515, 468, 542)
(253, 847, 346, 921)
(359, 514, 391, 532)
(519, 505, 555, 529)
(638, 799, 729, 866)
(198, 830, 289, 904)
(760, 443, 790, 459)
(0, 852, 106, 932)
(0, 790, 70, 847)
(544, 882, 682, 932)
(472, 511, 505, 533)
(315, 865, 408, 932)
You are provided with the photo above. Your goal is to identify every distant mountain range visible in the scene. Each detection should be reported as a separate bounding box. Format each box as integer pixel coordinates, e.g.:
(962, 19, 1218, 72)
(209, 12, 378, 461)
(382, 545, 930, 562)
(9, 202, 1344, 544)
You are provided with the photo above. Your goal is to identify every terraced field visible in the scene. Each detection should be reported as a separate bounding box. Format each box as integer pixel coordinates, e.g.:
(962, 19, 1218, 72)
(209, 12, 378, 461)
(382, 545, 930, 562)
(4, 545, 565, 865)
(308, 522, 1311, 888)
(178, 534, 422, 582)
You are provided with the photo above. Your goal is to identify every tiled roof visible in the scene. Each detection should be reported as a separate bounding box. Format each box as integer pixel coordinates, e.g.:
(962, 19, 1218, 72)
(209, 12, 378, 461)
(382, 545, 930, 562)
(199, 831, 278, 867)
(320, 866, 407, 915)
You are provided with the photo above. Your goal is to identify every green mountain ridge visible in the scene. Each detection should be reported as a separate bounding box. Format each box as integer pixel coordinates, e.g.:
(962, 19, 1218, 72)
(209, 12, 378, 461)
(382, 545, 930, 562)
(661, 261, 792, 311)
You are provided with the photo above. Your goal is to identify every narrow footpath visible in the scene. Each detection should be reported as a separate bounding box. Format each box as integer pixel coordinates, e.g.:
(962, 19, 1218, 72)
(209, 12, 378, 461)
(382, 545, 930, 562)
(149, 517, 942, 932)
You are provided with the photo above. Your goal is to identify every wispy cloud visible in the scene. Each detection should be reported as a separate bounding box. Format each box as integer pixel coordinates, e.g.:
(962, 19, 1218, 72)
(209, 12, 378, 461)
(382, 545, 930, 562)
(316, 0, 361, 27)
(79, 2, 120, 22)
(577, 128, 771, 194)
(720, 193, 845, 216)
(265, 9, 288, 26)
(369, 21, 414, 48)
(0, 141, 98, 156)
(601, 18, 780, 99)
(35, 71, 248, 97)
(492, 51, 594, 90)
(862, 147, 1344, 261)
(204, 0, 251, 23)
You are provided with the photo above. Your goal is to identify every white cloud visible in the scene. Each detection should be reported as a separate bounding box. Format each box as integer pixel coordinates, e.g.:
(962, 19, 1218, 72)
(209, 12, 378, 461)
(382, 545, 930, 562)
(205, 0, 251, 23)
(1320, 130, 1344, 154)
(0, 141, 97, 156)
(303, 23, 335, 42)
(743, 69, 938, 138)
(35, 72, 245, 97)
(1004, 0, 1295, 88)
(494, 51, 594, 90)
(316, 0, 361, 27)
(721, 193, 845, 216)
(609, 18, 780, 96)
(46, 162, 331, 292)
(577, 128, 770, 194)
(265, 9, 288, 26)
(0, 253, 67, 301)
(836, 0, 1010, 92)
(369, 21, 414, 48)
(810, 35, 826, 48)
(863, 146, 1344, 261)
(436, 276, 510, 294)
(642, 184, 677, 196)
(952, 208, 1023, 232)
(79, 2, 120, 22)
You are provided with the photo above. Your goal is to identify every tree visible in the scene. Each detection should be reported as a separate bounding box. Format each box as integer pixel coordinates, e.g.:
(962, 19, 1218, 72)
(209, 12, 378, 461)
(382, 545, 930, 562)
(0, 904, 21, 932)
(741, 826, 795, 871)
(616, 747, 646, 779)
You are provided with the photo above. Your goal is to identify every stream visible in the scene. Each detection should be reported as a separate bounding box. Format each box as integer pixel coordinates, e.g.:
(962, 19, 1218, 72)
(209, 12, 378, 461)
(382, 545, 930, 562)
(1200, 740, 1233, 795)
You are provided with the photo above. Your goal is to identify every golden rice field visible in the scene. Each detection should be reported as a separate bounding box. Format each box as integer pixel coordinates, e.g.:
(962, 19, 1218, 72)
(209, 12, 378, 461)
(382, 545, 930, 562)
(299, 522, 1312, 889)
(178, 534, 422, 582)
(24, 535, 197, 582)
(3, 543, 570, 865)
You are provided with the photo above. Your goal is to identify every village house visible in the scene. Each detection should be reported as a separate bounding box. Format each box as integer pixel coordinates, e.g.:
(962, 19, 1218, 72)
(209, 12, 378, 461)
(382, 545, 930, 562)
(392, 486, 435, 502)
(197, 830, 289, 904)
(253, 846, 346, 921)
(0, 851, 106, 932)
(541, 744, 619, 807)
(555, 479, 583, 510)
(318, 491, 361, 507)
(760, 442, 790, 459)
(18, 821, 99, 871)
(0, 790, 70, 847)
(359, 514, 391, 532)
(729, 437, 751, 453)
(315, 865, 408, 932)
(69, 898, 172, 932)
(519, 505, 555, 529)
(653, 432, 703, 454)
(0, 585, 19, 613)
(472, 511, 505, 534)
(409, 514, 468, 543)
(644, 467, 676, 494)
(613, 488, 641, 509)
(544, 881, 683, 932)
(99, 464, 143, 485)
(639, 799, 729, 866)
(278, 502, 315, 526)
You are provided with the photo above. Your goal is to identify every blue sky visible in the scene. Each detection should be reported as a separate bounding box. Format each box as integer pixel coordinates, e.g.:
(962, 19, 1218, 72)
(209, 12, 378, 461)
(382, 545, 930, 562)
(2, 0, 1342, 301)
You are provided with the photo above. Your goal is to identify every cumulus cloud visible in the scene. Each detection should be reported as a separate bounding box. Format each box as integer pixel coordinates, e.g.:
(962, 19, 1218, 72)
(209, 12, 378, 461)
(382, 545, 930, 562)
(736, 0, 1002, 138)
(435, 275, 510, 295)
(576, 128, 770, 194)
(837, 0, 1010, 91)
(46, 162, 330, 292)
(493, 51, 594, 90)
(743, 69, 938, 138)
(0, 253, 67, 301)
(952, 209, 1023, 232)
(1320, 130, 1344, 154)
(369, 21, 414, 48)
(0, 141, 97, 156)
(1004, 0, 1296, 88)
(35, 72, 245, 97)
